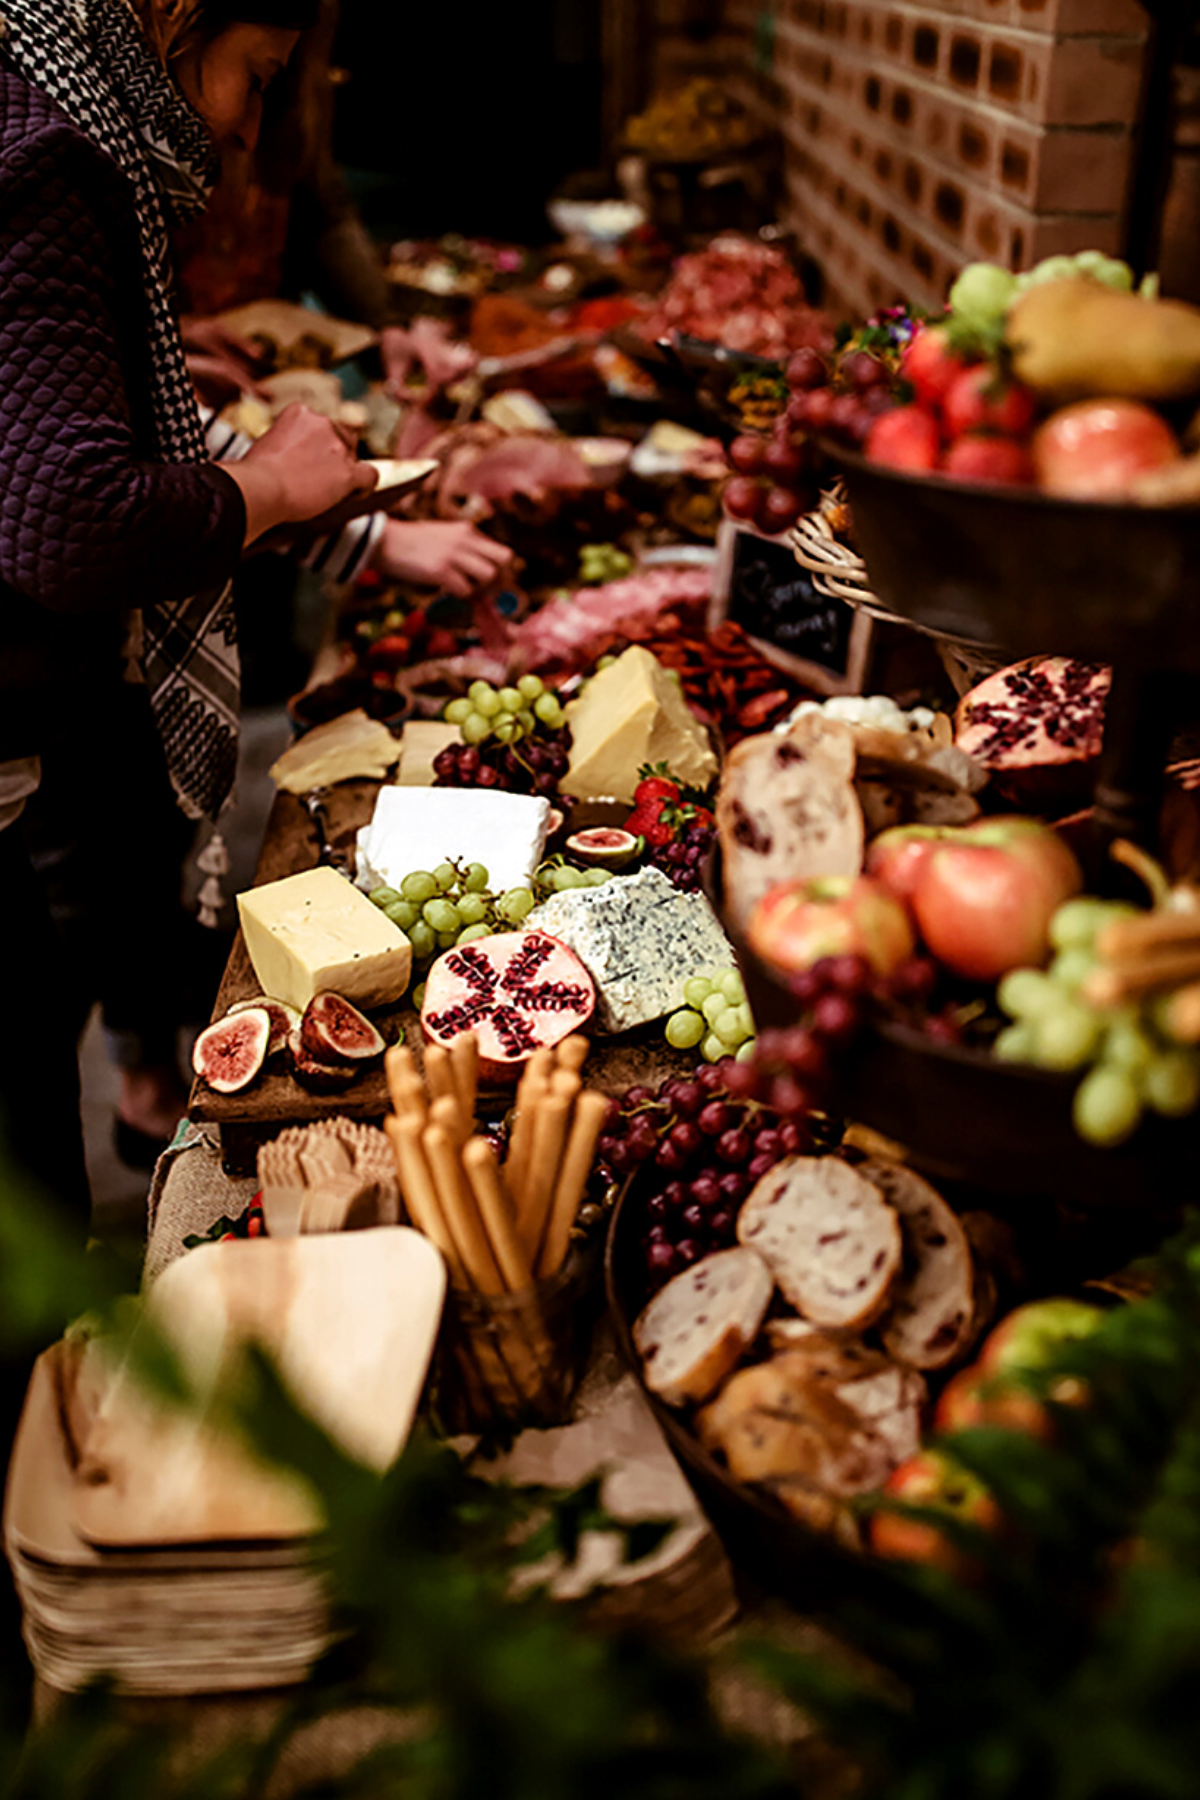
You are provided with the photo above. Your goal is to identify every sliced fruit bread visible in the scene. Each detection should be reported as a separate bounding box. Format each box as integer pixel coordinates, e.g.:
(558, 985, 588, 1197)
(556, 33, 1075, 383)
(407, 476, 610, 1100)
(633, 1246, 774, 1407)
(736, 1156, 902, 1330)
(858, 1158, 979, 1370)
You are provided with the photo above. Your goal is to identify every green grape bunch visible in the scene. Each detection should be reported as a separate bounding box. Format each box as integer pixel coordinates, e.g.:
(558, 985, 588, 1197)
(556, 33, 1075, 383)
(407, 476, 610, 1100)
(995, 896, 1200, 1148)
(443, 675, 566, 749)
(664, 967, 756, 1064)
(367, 860, 539, 980)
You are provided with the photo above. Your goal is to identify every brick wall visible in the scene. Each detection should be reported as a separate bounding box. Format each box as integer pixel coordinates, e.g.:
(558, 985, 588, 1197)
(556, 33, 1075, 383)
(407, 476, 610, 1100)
(691, 0, 1150, 315)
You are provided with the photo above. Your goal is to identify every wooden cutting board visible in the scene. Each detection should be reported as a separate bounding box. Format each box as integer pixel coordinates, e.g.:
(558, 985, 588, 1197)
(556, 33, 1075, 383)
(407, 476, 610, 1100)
(72, 1230, 446, 1549)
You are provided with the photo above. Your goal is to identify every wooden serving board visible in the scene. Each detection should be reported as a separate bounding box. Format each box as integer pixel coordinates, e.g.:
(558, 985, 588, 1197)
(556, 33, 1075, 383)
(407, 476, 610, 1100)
(188, 777, 691, 1135)
(188, 780, 406, 1128)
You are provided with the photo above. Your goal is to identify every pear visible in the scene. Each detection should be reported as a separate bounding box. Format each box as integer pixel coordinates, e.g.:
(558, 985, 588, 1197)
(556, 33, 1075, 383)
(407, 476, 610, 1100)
(1008, 279, 1200, 404)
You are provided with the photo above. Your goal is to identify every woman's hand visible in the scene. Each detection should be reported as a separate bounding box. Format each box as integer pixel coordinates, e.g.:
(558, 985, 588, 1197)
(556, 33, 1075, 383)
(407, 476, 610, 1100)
(180, 314, 265, 406)
(226, 404, 377, 544)
(381, 319, 477, 400)
(372, 519, 512, 597)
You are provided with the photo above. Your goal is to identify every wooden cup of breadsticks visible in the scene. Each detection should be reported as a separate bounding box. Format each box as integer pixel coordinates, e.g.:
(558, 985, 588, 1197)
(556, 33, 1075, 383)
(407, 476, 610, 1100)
(382, 1033, 609, 1426)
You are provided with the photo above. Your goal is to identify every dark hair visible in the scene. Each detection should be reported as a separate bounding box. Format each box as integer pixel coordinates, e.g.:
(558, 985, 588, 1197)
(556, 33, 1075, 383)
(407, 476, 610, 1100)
(129, 0, 319, 61)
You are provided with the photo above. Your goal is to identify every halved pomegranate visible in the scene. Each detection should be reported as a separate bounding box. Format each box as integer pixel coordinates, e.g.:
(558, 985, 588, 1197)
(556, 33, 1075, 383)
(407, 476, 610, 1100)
(421, 930, 595, 1083)
(954, 657, 1110, 815)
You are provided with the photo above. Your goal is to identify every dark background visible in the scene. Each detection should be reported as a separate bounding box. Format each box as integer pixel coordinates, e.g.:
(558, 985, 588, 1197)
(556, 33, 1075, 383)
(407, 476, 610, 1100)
(331, 0, 605, 244)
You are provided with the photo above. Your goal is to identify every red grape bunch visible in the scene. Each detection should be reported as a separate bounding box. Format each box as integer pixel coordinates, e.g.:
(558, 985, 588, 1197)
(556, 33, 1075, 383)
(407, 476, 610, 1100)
(723, 345, 895, 535)
(433, 732, 571, 798)
(597, 1063, 810, 1288)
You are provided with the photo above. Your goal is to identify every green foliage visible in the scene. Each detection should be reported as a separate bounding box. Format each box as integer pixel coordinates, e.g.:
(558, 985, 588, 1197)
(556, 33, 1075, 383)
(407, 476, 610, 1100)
(744, 1224, 1200, 1800)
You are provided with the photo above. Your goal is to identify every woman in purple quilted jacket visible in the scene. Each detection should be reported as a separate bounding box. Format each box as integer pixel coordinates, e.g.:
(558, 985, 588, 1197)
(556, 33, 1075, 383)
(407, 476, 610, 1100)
(0, 0, 375, 1222)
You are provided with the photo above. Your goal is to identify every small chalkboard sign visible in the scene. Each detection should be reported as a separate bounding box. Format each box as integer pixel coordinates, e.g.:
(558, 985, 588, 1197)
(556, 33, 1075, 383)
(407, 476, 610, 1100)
(709, 519, 871, 695)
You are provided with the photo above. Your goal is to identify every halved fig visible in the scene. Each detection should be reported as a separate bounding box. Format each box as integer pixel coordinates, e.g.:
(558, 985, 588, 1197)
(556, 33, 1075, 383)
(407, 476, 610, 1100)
(227, 996, 299, 1058)
(287, 1027, 358, 1093)
(193, 1009, 270, 1093)
(565, 826, 641, 868)
(300, 992, 386, 1064)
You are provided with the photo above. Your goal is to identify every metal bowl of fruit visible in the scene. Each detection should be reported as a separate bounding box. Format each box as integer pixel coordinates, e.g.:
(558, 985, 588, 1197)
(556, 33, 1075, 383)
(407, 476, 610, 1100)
(823, 442, 1200, 672)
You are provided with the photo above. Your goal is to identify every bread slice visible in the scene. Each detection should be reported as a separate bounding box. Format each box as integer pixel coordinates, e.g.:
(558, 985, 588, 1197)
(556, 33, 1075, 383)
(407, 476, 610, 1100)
(633, 1247, 774, 1408)
(736, 1157, 902, 1330)
(858, 1158, 977, 1371)
(716, 714, 863, 936)
(696, 1344, 923, 1498)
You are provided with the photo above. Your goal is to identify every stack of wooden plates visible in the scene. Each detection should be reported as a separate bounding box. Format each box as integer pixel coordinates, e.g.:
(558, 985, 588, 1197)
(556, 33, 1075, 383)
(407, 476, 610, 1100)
(4, 1229, 446, 1695)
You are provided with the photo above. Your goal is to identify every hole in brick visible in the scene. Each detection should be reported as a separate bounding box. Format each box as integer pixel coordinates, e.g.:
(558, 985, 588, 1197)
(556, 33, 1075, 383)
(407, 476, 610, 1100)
(903, 161, 923, 203)
(865, 75, 881, 111)
(891, 88, 912, 126)
(886, 15, 903, 51)
(883, 215, 901, 253)
(989, 46, 1022, 101)
(835, 3, 848, 34)
(823, 56, 833, 86)
(1001, 142, 1029, 189)
(977, 214, 1001, 255)
(934, 182, 965, 232)
(949, 35, 981, 88)
(875, 148, 893, 180)
(912, 241, 934, 281)
(835, 182, 847, 210)
(928, 113, 947, 148)
(860, 15, 872, 42)
(959, 124, 988, 168)
(913, 25, 938, 69)
(869, 275, 884, 307)
(1012, 228, 1025, 265)
(851, 134, 863, 158)
(858, 198, 872, 226)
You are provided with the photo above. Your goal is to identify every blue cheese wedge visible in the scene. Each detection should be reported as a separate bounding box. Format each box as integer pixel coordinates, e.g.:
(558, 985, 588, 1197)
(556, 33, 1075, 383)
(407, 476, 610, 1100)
(528, 867, 732, 1032)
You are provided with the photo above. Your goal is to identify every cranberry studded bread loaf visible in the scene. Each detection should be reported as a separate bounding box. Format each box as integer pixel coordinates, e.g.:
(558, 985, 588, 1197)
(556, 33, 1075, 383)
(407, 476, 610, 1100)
(716, 714, 863, 936)
(736, 1157, 902, 1330)
(633, 1246, 774, 1407)
(856, 1159, 978, 1371)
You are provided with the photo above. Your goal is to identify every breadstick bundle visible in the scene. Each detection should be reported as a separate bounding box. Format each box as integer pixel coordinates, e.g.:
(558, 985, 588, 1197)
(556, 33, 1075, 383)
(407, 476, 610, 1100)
(382, 1033, 609, 1426)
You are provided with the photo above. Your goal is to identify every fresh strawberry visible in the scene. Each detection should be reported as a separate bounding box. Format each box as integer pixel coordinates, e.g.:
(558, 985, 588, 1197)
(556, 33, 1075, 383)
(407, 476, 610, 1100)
(633, 777, 680, 809)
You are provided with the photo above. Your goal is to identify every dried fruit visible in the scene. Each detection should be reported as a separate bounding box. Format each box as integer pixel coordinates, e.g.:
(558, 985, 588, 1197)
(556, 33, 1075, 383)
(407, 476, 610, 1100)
(227, 996, 299, 1058)
(287, 1028, 358, 1093)
(193, 1009, 271, 1093)
(421, 929, 595, 1083)
(299, 992, 386, 1064)
(564, 827, 640, 868)
(955, 656, 1111, 814)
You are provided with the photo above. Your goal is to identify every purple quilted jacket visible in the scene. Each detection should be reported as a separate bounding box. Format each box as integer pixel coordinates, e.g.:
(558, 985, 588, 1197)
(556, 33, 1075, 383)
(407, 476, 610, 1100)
(0, 63, 246, 762)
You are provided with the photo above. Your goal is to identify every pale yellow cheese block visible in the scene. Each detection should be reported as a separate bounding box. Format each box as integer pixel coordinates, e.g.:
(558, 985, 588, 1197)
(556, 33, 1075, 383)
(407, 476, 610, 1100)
(395, 720, 462, 786)
(562, 644, 718, 805)
(269, 709, 400, 794)
(237, 865, 412, 1013)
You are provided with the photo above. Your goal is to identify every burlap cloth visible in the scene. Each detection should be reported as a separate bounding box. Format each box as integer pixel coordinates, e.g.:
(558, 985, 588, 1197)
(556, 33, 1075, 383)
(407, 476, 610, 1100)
(37, 1126, 854, 1795)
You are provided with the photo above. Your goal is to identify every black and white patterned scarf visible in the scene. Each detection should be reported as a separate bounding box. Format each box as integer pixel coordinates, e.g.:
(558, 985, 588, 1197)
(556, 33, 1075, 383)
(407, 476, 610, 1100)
(0, 0, 240, 822)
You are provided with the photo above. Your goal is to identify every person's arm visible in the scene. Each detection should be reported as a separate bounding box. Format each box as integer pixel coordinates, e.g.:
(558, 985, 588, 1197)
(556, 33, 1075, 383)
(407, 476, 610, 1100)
(0, 125, 247, 615)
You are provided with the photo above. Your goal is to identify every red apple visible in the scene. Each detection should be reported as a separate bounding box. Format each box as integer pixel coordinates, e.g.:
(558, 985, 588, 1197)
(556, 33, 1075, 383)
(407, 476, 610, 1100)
(1032, 399, 1180, 499)
(942, 434, 1034, 486)
(901, 323, 966, 411)
(747, 874, 916, 980)
(869, 1449, 1001, 1575)
(866, 405, 940, 472)
(977, 1298, 1105, 1378)
(942, 363, 1036, 441)
(866, 816, 1082, 982)
(934, 1365, 1054, 1441)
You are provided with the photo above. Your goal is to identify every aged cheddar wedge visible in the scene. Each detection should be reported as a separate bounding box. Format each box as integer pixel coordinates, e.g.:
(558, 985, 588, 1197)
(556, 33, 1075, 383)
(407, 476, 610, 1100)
(562, 645, 718, 805)
(238, 866, 412, 1012)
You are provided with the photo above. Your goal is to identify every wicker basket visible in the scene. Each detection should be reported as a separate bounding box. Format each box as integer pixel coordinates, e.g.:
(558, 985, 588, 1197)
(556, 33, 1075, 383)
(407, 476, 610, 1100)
(789, 483, 1006, 696)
